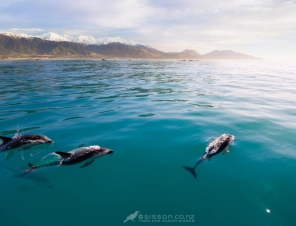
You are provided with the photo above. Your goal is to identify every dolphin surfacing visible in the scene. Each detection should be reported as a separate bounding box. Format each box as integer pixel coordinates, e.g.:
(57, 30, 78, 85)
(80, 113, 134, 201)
(0, 134, 53, 160)
(22, 145, 113, 175)
(0, 134, 53, 152)
(182, 134, 235, 178)
(55, 145, 113, 168)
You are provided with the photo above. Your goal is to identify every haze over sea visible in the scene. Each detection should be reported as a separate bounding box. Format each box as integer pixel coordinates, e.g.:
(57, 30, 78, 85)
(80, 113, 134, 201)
(0, 59, 296, 226)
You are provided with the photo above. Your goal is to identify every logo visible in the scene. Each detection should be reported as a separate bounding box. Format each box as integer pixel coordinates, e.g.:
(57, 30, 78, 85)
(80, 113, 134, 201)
(123, 211, 195, 223)
(123, 211, 141, 223)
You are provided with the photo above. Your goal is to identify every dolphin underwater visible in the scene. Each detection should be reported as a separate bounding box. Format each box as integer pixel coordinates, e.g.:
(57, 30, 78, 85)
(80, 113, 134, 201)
(182, 134, 235, 178)
(23, 145, 113, 175)
(0, 134, 53, 160)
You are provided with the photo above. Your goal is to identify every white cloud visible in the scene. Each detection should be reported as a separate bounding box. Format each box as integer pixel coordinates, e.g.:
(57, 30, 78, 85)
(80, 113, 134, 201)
(0, 0, 296, 60)
(44, 0, 162, 29)
(11, 28, 44, 32)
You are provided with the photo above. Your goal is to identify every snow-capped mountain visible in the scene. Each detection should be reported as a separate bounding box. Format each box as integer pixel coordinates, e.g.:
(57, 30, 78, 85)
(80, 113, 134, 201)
(36, 32, 139, 46)
(65, 35, 139, 46)
(1, 31, 141, 46)
(68, 35, 98, 45)
(0, 31, 260, 60)
(0, 32, 33, 39)
(96, 37, 139, 46)
(38, 32, 69, 42)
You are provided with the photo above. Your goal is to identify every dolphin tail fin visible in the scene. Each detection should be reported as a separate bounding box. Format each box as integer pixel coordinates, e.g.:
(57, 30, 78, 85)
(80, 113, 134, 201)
(28, 163, 35, 168)
(20, 163, 36, 176)
(182, 157, 206, 179)
(182, 166, 197, 179)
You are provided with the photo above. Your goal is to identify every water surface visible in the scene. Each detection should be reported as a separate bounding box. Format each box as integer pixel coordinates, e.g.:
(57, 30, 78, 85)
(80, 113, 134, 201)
(1, 59, 296, 226)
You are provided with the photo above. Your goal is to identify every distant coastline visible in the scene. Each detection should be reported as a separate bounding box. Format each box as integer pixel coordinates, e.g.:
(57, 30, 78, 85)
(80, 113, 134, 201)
(0, 56, 263, 61)
(0, 33, 261, 61)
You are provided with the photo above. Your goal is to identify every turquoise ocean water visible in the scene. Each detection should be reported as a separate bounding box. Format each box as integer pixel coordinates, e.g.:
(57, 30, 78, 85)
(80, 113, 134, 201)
(0, 59, 296, 226)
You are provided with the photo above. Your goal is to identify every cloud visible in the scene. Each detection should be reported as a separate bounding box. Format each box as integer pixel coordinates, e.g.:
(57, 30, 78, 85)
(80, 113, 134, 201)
(11, 28, 44, 32)
(0, 0, 296, 59)
(0, 0, 159, 29)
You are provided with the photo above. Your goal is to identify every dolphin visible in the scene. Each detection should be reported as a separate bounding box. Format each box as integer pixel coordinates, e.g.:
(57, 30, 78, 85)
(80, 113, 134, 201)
(0, 134, 53, 160)
(0, 134, 53, 152)
(182, 134, 235, 178)
(55, 145, 113, 167)
(22, 145, 113, 175)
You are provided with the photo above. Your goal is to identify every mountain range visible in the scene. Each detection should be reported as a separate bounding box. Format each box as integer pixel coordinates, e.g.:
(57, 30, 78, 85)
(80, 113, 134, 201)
(0, 32, 261, 60)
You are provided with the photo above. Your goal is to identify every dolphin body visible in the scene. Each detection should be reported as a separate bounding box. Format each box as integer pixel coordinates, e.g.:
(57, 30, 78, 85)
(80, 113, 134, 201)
(182, 134, 235, 178)
(0, 134, 53, 160)
(23, 145, 113, 175)
(0, 134, 53, 152)
(56, 145, 113, 167)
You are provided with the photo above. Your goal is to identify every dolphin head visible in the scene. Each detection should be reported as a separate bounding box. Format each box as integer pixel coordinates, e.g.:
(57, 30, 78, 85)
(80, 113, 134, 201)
(90, 146, 113, 156)
(226, 134, 235, 142)
(225, 134, 235, 143)
(99, 147, 114, 155)
(40, 135, 54, 143)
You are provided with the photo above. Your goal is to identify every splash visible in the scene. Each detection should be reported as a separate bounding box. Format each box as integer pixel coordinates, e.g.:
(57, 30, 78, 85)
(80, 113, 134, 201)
(14, 126, 22, 138)
(40, 153, 62, 166)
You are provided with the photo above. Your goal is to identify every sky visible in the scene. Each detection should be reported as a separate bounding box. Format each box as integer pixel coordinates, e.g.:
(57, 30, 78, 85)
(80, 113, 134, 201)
(1, 0, 296, 60)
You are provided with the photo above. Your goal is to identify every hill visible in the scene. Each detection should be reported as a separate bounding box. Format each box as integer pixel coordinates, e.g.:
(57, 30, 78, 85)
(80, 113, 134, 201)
(0, 33, 260, 60)
(203, 50, 260, 60)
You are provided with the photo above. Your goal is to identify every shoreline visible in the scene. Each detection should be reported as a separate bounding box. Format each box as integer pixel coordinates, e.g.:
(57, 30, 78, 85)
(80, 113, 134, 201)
(0, 56, 263, 61)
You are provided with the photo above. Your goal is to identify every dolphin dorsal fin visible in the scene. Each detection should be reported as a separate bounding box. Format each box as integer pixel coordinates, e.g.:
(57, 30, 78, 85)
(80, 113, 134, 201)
(0, 136, 12, 144)
(28, 163, 34, 167)
(55, 151, 72, 158)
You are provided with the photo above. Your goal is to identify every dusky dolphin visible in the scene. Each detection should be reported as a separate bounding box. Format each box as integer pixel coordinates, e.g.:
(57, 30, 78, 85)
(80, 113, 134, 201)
(23, 145, 113, 175)
(182, 134, 235, 178)
(0, 134, 53, 160)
